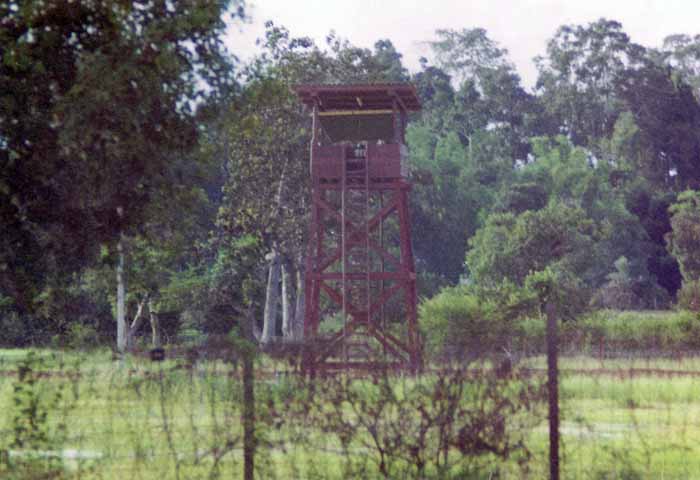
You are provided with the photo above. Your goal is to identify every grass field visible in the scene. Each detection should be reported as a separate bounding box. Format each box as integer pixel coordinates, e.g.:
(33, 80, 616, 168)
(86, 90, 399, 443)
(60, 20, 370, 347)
(0, 349, 699, 479)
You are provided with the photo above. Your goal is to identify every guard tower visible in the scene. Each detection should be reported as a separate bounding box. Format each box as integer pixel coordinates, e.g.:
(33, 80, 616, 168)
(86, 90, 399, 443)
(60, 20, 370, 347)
(294, 83, 422, 373)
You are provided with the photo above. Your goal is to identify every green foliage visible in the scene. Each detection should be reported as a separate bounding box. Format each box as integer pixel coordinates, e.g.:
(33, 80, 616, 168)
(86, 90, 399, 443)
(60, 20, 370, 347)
(1, 8, 698, 361)
(514, 309, 700, 352)
(466, 204, 596, 289)
(592, 257, 644, 310)
(430, 28, 511, 85)
(623, 181, 681, 297)
(1, 352, 77, 478)
(285, 367, 544, 479)
(535, 18, 645, 147)
(667, 190, 700, 283)
(419, 283, 537, 360)
(0, 0, 241, 312)
(676, 280, 700, 311)
(473, 135, 657, 294)
(617, 63, 700, 189)
(53, 323, 101, 351)
(576, 310, 700, 350)
(495, 182, 548, 214)
(525, 267, 590, 320)
(407, 128, 487, 283)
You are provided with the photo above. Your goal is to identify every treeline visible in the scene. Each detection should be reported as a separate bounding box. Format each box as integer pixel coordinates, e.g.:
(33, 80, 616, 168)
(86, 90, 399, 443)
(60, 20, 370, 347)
(2, 2, 700, 349)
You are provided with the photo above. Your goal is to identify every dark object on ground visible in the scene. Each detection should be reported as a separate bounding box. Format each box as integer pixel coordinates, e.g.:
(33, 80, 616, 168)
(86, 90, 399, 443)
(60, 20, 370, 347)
(150, 347, 165, 362)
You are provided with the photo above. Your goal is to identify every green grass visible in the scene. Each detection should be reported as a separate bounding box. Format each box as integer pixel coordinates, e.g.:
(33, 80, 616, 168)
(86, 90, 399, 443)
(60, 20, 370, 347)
(2, 349, 700, 478)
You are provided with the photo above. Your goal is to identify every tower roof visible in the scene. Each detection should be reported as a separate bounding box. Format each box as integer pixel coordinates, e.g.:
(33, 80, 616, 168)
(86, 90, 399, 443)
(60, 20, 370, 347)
(293, 83, 421, 112)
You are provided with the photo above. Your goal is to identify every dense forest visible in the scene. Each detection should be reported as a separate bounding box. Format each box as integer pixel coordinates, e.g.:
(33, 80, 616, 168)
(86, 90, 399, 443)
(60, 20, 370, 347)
(3, 1, 700, 353)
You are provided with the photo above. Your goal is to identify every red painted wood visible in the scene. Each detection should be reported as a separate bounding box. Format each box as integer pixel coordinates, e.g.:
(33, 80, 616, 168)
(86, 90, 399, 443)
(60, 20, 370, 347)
(293, 83, 421, 112)
(297, 84, 422, 374)
(312, 144, 406, 181)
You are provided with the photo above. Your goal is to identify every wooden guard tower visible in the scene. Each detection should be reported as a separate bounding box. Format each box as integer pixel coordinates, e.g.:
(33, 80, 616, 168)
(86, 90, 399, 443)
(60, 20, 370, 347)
(294, 83, 422, 373)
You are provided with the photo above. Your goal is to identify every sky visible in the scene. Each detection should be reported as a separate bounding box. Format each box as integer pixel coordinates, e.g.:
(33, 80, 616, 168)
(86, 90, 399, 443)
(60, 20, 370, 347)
(225, 0, 700, 90)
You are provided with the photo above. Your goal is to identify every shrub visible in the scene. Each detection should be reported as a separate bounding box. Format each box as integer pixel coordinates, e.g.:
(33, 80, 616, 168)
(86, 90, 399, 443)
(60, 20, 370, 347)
(591, 257, 670, 311)
(59, 323, 100, 350)
(284, 366, 545, 479)
(667, 190, 700, 283)
(419, 283, 536, 361)
(1, 353, 78, 479)
(677, 280, 700, 311)
(574, 310, 699, 351)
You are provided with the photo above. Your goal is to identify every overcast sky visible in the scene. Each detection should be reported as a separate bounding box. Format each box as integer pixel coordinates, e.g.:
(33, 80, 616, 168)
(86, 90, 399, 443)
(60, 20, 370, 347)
(225, 0, 700, 89)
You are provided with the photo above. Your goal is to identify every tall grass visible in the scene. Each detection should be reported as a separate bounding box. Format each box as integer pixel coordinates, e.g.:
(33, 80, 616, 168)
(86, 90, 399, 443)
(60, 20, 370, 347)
(2, 347, 700, 478)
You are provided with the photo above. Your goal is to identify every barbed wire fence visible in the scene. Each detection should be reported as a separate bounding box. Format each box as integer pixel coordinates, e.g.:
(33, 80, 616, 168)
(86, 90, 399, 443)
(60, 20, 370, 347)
(2, 318, 700, 479)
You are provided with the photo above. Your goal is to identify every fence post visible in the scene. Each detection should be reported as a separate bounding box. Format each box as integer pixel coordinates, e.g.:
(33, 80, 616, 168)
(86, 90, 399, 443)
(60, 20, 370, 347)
(546, 301, 559, 480)
(242, 303, 256, 480)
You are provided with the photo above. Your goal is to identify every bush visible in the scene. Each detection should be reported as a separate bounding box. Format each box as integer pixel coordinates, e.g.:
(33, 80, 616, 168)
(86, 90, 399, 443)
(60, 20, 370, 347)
(284, 366, 545, 479)
(567, 310, 700, 351)
(54, 323, 100, 350)
(591, 257, 670, 310)
(419, 283, 536, 361)
(1, 353, 78, 478)
(490, 309, 700, 354)
(677, 280, 700, 311)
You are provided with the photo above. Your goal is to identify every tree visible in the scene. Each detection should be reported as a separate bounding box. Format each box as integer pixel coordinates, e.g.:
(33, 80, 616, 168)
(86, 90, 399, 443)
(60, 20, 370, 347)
(428, 28, 538, 163)
(406, 30, 536, 287)
(667, 190, 700, 283)
(0, 0, 241, 332)
(535, 18, 646, 148)
(215, 23, 419, 342)
(466, 205, 596, 290)
(517, 136, 654, 288)
(660, 34, 700, 95)
(667, 190, 700, 309)
(407, 129, 487, 285)
(494, 182, 548, 215)
(217, 74, 308, 342)
(616, 62, 700, 190)
(623, 181, 681, 297)
(429, 28, 511, 87)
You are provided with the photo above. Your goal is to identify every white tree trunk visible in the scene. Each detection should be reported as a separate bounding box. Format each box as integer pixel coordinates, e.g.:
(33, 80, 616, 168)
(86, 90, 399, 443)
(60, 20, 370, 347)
(126, 294, 148, 351)
(281, 261, 293, 339)
(148, 297, 161, 348)
(116, 235, 126, 353)
(261, 250, 280, 344)
(293, 260, 305, 340)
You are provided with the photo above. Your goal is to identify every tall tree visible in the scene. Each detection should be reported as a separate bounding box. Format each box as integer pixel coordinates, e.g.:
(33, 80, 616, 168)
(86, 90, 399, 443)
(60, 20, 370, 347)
(535, 18, 645, 148)
(429, 28, 511, 87)
(661, 34, 700, 95)
(0, 0, 241, 324)
(616, 62, 700, 190)
(667, 190, 700, 284)
(216, 24, 419, 341)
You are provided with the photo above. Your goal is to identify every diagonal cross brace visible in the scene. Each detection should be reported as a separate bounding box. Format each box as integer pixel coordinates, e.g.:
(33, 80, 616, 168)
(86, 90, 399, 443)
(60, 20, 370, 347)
(320, 280, 405, 320)
(315, 194, 401, 272)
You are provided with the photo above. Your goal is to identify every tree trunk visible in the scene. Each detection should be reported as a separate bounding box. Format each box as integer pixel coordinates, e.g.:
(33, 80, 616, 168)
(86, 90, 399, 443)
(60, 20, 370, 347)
(126, 294, 149, 351)
(116, 234, 126, 353)
(148, 297, 161, 348)
(294, 259, 305, 340)
(281, 259, 294, 339)
(261, 249, 280, 343)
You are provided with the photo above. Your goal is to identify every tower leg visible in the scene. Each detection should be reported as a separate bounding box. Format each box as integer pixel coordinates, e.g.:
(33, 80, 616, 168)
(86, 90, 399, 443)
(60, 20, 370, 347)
(302, 187, 323, 376)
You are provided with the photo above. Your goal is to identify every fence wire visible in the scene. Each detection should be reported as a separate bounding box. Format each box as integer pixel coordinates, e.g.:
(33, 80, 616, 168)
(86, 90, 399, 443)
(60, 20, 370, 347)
(1, 344, 700, 479)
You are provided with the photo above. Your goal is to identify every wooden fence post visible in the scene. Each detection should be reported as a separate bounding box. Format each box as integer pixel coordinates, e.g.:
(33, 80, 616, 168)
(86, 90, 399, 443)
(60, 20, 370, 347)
(242, 303, 256, 480)
(546, 301, 560, 480)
